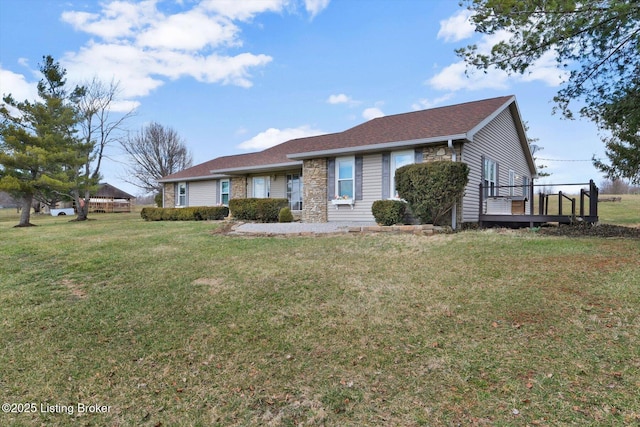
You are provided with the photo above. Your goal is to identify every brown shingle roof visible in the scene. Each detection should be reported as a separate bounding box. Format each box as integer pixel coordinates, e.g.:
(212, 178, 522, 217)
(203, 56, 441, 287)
(161, 95, 515, 181)
(95, 183, 135, 199)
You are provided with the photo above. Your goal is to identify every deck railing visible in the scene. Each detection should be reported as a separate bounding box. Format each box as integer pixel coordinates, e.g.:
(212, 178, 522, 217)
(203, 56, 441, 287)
(479, 180, 599, 226)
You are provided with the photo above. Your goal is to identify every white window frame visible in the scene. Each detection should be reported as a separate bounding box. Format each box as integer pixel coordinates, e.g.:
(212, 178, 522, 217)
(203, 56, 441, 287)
(252, 176, 270, 198)
(220, 179, 230, 205)
(286, 173, 302, 210)
(177, 182, 187, 207)
(483, 157, 497, 197)
(508, 170, 516, 196)
(390, 150, 414, 198)
(522, 176, 530, 199)
(335, 156, 355, 199)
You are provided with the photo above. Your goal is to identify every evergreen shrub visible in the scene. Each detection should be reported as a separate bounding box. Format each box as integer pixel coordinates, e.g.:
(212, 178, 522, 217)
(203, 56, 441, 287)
(140, 206, 229, 221)
(395, 161, 469, 225)
(371, 200, 407, 226)
(229, 198, 288, 222)
(278, 206, 294, 222)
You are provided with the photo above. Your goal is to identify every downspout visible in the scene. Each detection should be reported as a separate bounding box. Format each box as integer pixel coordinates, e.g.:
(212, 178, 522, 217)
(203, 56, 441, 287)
(162, 185, 165, 208)
(448, 139, 457, 230)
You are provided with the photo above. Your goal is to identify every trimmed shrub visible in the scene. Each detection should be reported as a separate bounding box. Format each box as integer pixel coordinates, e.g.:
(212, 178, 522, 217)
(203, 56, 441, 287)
(395, 161, 469, 225)
(140, 207, 154, 220)
(229, 198, 257, 221)
(371, 200, 406, 226)
(140, 206, 228, 221)
(229, 198, 288, 222)
(191, 206, 228, 220)
(257, 198, 288, 222)
(278, 206, 294, 223)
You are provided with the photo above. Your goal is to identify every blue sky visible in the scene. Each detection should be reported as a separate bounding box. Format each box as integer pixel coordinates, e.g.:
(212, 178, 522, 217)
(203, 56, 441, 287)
(0, 0, 605, 196)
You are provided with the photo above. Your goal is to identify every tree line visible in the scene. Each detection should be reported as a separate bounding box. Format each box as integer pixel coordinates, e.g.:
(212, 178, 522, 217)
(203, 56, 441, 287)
(0, 56, 192, 227)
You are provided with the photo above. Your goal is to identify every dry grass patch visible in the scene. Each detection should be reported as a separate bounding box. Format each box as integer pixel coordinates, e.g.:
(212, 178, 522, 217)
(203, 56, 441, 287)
(60, 278, 88, 300)
(192, 277, 228, 295)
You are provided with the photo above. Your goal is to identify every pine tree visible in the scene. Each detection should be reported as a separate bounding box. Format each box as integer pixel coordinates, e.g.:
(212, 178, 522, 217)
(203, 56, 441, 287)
(0, 56, 83, 226)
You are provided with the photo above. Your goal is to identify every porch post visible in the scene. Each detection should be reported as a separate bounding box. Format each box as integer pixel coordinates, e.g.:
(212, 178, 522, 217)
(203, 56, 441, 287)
(590, 179, 598, 218)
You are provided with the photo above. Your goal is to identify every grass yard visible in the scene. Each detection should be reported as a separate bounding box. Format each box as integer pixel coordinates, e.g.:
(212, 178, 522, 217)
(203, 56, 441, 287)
(0, 208, 639, 426)
(596, 194, 640, 227)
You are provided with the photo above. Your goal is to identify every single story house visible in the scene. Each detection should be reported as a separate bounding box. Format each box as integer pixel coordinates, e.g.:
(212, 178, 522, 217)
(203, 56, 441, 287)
(159, 95, 537, 227)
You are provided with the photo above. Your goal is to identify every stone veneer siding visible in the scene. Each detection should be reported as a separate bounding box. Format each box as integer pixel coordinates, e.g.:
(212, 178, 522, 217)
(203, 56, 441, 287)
(230, 176, 247, 200)
(163, 183, 174, 208)
(302, 158, 328, 223)
(422, 143, 462, 162)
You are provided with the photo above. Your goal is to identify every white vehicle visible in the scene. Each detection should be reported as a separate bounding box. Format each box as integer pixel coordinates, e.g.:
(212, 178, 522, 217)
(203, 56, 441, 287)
(50, 208, 75, 216)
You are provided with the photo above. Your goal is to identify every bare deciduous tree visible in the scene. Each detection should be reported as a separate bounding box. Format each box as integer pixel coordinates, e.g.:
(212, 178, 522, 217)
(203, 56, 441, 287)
(120, 122, 193, 194)
(71, 78, 136, 221)
(599, 179, 635, 195)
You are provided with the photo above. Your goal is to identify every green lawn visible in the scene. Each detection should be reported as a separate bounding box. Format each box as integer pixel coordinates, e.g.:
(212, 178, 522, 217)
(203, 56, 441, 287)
(1, 210, 639, 426)
(530, 193, 639, 226)
(596, 194, 640, 227)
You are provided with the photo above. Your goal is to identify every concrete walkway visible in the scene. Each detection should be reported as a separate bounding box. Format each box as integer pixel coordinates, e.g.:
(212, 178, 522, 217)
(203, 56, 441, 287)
(229, 221, 446, 236)
(231, 221, 376, 235)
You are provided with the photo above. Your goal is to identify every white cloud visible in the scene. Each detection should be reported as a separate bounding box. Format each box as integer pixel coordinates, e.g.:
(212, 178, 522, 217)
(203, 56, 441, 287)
(430, 19, 568, 92)
(411, 93, 454, 110)
(519, 50, 567, 87)
(4, 0, 328, 110)
(61, 0, 161, 40)
(238, 125, 324, 150)
(110, 99, 141, 113)
(62, 43, 166, 98)
(305, 0, 331, 18)
(0, 64, 138, 114)
(62, 42, 273, 98)
(0, 66, 39, 102)
(437, 9, 475, 43)
(428, 61, 510, 92)
(327, 93, 351, 104)
(362, 107, 384, 121)
(200, 0, 287, 21)
(55, 0, 288, 103)
(135, 10, 239, 50)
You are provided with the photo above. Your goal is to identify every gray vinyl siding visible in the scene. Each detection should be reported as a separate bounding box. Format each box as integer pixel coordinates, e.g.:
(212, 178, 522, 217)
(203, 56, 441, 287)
(188, 180, 218, 206)
(462, 108, 532, 222)
(328, 153, 381, 222)
(269, 173, 287, 199)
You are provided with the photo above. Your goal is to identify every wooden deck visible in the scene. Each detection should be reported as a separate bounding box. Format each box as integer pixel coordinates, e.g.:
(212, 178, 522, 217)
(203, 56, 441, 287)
(478, 181, 599, 228)
(480, 214, 599, 228)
